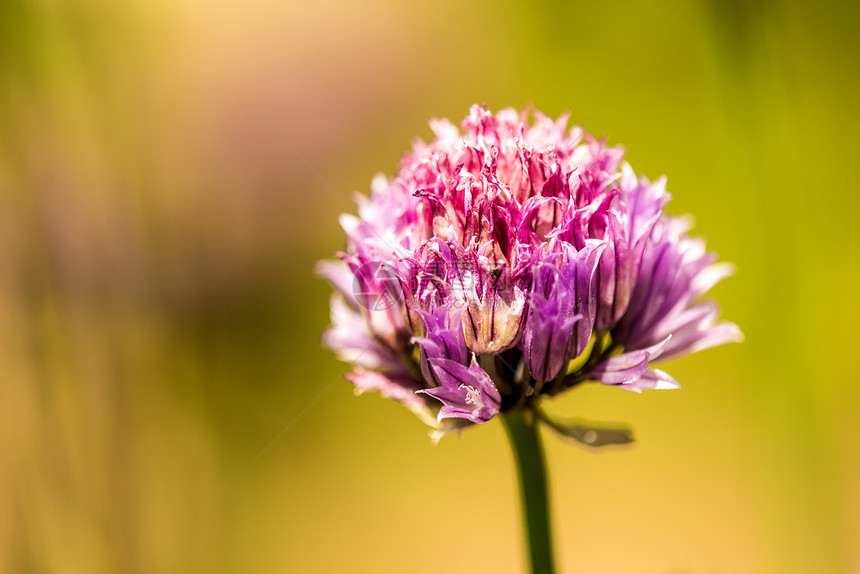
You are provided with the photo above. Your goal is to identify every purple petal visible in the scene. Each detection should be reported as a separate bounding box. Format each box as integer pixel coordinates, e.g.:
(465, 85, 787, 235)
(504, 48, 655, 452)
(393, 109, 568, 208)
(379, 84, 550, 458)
(322, 298, 408, 373)
(661, 320, 744, 361)
(519, 239, 605, 381)
(589, 336, 671, 385)
(347, 368, 436, 426)
(315, 260, 360, 310)
(419, 358, 501, 423)
(616, 368, 680, 393)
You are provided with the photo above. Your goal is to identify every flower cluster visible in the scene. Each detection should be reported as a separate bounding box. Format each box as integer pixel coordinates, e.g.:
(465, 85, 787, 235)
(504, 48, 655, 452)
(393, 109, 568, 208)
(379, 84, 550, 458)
(318, 105, 741, 435)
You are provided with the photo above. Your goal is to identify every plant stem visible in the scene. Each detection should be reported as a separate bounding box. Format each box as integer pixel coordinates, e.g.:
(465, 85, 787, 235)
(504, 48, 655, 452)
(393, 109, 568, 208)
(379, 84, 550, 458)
(502, 408, 556, 574)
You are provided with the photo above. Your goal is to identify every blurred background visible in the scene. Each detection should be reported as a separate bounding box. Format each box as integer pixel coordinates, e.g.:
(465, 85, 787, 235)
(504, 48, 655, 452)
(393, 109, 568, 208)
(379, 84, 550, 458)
(1, 0, 858, 572)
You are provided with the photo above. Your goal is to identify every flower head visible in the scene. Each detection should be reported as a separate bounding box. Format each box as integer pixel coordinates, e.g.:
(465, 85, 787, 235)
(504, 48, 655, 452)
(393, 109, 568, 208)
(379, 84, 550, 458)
(318, 105, 741, 436)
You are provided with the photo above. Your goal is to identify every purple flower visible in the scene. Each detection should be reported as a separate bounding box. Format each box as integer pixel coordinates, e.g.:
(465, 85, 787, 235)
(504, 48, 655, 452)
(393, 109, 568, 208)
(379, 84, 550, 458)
(519, 240, 604, 383)
(319, 105, 741, 435)
(418, 358, 501, 424)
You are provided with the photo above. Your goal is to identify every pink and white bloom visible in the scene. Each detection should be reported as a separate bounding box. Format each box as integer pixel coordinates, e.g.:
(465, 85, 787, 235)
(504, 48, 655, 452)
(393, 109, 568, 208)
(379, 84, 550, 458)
(318, 105, 741, 435)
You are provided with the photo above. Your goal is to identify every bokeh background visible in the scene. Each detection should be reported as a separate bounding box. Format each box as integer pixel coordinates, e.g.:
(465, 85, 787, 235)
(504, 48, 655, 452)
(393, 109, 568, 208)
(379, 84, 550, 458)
(2, 0, 858, 572)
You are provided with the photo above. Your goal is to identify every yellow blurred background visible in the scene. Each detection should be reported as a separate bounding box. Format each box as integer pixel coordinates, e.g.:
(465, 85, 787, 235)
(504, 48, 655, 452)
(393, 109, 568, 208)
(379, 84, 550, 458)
(1, 0, 858, 572)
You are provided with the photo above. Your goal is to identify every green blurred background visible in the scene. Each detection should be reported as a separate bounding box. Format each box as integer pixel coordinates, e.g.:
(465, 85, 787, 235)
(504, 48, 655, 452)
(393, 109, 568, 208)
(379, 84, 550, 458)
(1, 0, 858, 572)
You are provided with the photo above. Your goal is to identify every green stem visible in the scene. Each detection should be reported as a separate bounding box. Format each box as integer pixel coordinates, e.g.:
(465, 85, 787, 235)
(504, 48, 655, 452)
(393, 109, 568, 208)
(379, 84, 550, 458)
(502, 408, 556, 574)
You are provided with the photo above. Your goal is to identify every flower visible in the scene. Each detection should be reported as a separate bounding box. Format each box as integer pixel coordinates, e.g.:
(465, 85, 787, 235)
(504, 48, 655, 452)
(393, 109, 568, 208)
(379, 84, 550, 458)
(318, 104, 741, 436)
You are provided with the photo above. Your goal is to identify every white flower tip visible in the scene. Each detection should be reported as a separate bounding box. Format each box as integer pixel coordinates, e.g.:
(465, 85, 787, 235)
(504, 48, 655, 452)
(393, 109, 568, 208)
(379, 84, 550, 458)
(727, 324, 745, 344)
(429, 430, 444, 445)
